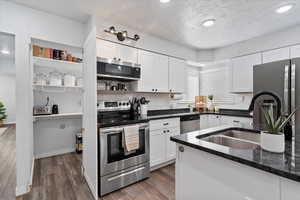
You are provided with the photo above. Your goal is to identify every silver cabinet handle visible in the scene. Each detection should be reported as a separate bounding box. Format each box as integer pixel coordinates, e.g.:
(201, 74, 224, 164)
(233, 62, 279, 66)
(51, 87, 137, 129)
(233, 120, 240, 123)
(179, 146, 184, 152)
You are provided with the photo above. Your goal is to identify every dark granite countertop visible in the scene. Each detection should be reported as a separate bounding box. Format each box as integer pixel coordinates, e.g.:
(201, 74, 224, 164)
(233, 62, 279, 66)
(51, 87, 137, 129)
(98, 108, 252, 128)
(170, 125, 300, 183)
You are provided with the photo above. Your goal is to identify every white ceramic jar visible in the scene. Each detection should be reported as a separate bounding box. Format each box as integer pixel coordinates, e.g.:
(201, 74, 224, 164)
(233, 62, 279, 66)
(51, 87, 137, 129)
(34, 73, 47, 85)
(260, 131, 285, 153)
(64, 74, 76, 87)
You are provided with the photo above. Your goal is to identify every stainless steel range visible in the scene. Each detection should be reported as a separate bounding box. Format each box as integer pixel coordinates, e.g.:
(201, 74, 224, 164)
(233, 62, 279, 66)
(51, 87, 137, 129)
(98, 101, 150, 196)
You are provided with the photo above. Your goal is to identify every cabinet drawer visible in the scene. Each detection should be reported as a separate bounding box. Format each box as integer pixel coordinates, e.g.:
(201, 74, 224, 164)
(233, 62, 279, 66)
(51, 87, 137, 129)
(150, 118, 180, 131)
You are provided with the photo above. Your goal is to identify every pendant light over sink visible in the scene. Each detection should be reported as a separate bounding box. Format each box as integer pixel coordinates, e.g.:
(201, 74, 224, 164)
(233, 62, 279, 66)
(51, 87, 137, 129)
(104, 26, 140, 42)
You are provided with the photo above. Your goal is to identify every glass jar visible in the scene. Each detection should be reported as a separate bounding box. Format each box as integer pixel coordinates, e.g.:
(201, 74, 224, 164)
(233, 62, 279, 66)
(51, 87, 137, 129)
(49, 71, 63, 86)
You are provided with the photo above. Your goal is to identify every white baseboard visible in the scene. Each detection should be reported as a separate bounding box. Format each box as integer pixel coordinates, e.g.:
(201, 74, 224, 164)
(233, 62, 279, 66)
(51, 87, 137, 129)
(35, 148, 75, 159)
(16, 185, 29, 197)
(29, 159, 35, 186)
(150, 159, 175, 172)
(84, 171, 97, 200)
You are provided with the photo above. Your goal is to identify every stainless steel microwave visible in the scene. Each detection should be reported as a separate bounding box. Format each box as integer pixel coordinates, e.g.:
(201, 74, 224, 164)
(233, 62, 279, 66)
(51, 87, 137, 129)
(97, 61, 141, 81)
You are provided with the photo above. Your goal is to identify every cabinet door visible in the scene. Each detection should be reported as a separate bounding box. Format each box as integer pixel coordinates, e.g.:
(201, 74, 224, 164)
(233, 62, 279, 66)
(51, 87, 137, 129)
(137, 50, 169, 93)
(150, 129, 166, 167)
(200, 115, 209, 130)
(262, 47, 290, 64)
(231, 53, 261, 93)
(166, 127, 180, 161)
(280, 178, 300, 200)
(290, 44, 300, 59)
(169, 57, 186, 93)
(118, 44, 138, 64)
(96, 39, 117, 61)
(208, 115, 221, 128)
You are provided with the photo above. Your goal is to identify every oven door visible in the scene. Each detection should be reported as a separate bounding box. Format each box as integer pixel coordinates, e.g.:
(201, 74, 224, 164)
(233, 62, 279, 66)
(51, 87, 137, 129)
(99, 123, 149, 176)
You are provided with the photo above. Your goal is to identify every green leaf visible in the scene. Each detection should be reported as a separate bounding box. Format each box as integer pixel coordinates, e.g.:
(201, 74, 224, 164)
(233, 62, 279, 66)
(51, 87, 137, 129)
(278, 106, 300, 131)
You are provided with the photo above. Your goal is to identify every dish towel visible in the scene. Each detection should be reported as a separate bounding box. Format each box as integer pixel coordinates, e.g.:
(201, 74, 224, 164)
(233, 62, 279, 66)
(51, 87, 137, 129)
(122, 125, 140, 152)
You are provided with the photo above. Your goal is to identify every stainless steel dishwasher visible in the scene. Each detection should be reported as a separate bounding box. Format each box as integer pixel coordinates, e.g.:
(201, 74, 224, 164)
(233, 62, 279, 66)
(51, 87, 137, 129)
(180, 114, 200, 134)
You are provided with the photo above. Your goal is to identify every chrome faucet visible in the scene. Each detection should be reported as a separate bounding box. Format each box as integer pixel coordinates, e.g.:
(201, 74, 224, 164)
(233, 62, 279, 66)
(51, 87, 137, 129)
(248, 91, 282, 117)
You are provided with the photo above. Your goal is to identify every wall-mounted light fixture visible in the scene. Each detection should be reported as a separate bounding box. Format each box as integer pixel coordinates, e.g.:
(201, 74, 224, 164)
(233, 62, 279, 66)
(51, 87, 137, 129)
(104, 26, 140, 42)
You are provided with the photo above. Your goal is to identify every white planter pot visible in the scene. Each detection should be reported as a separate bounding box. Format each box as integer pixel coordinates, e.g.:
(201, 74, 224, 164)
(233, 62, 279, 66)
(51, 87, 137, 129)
(260, 131, 285, 153)
(207, 101, 214, 111)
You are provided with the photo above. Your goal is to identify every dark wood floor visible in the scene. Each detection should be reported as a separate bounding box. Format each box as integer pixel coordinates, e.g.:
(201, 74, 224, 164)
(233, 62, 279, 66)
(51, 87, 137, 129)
(0, 125, 16, 200)
(18, 152, 175, 200)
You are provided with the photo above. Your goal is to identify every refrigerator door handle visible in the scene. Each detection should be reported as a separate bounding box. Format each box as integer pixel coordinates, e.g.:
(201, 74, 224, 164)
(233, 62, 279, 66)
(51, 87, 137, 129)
(284, 65, 290, 116)
(291, 64, 296, 127)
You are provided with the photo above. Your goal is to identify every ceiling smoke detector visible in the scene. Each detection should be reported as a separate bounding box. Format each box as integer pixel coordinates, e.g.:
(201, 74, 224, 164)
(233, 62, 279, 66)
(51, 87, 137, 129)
(104, 26, 140, 42)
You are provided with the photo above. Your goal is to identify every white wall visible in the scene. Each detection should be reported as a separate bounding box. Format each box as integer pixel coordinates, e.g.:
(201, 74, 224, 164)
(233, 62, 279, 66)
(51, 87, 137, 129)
(0, 58, 16, 123)
(0, 0, 85, 196)
(214, 24, 300, 60)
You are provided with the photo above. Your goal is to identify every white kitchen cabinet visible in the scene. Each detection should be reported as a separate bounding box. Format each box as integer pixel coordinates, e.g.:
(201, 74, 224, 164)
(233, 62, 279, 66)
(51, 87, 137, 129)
(96, 39, 138, 64)
(169, 57, 186, 93)
(208, 115, 221, 127)
(149, 129, 166, 167)
(176, 145, 281, 200)
(231, 53, 261, 93)
(220, 116, 253, 128)
(262, 47, 290, 63)
(290, 44, 300, 59)
(136, 50, 169, 93)
(280, 178, 300, 200)
(117, 44, 138, 64)
(200, 115, 209, 130)
(96, 39, 117, 61)
(149, 118, 180, 168)
(166, 127, 180, 161)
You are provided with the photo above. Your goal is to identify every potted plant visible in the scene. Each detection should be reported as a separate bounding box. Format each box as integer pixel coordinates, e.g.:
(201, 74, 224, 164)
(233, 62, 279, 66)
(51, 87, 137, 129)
(261, 105, 299, 153)
(0, 102, 7, 126)
(207, 95, 214, 111)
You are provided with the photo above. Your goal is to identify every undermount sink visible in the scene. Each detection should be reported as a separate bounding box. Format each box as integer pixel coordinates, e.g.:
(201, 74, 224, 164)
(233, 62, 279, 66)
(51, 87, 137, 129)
(199, 129, 260, 150)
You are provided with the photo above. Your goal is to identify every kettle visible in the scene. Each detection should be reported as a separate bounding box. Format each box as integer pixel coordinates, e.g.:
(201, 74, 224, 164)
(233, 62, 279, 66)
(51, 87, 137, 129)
(52, 104, 59, 114)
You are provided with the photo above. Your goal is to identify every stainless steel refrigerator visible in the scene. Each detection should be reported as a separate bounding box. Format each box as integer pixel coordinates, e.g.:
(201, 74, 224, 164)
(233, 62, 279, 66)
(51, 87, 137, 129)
(253, 58, 300, 153)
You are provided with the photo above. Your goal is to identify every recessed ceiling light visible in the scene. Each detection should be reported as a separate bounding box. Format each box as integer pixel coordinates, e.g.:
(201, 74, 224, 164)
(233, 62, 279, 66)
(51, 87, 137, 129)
(202, 19, 216, 27)
(160, 0, 171, 3)
(1, 49, 10, 55)
(276, 4, 294, 14)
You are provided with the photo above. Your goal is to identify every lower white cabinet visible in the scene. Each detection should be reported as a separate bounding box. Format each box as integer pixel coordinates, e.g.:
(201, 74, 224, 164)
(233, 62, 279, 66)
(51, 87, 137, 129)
(166, 127, 180, 161)
(149, 118, 180, 168)
(200, 115, 209, 130)
(149, 129, 166, 167)
(200, 114, 253, 129)
(280, 178, 300, 200)
(220, 116, 253, 128)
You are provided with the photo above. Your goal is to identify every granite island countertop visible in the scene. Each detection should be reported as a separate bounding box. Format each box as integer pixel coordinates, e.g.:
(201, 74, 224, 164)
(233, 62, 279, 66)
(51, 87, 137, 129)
(170, 125, 300, 183)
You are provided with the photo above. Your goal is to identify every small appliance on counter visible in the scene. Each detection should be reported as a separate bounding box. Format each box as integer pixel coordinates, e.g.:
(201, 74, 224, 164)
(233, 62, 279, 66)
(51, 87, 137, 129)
(33, 96, 52, 115)
(52, 104, 59, 114)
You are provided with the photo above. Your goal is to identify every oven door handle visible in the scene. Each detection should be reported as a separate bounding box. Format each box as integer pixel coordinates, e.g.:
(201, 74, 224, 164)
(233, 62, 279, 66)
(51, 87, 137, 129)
(107, 166, 146, 182)
(100, 124, 149, 135)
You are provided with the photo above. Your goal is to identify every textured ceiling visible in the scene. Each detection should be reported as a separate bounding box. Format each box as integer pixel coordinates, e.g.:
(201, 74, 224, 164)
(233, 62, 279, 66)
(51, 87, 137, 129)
(9, 0, 300, 49)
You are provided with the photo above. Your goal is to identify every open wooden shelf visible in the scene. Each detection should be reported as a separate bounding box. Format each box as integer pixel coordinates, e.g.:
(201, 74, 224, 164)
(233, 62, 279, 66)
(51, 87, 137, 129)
(33, 112, 83, 121)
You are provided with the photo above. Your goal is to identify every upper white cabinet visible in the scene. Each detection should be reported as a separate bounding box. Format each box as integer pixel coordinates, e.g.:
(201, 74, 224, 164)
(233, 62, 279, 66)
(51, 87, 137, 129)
(136, 50, 169, 93)
(231, 53, 261, 93)
(290, 45, 300, 59)
(96, 39, 138, 64)
(169, 57, 186, 93)
(262, 47, 290, 63)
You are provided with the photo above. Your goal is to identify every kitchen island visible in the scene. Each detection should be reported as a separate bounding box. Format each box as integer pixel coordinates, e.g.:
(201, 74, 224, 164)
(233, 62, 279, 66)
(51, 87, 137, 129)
(171, 126, 300, 200)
